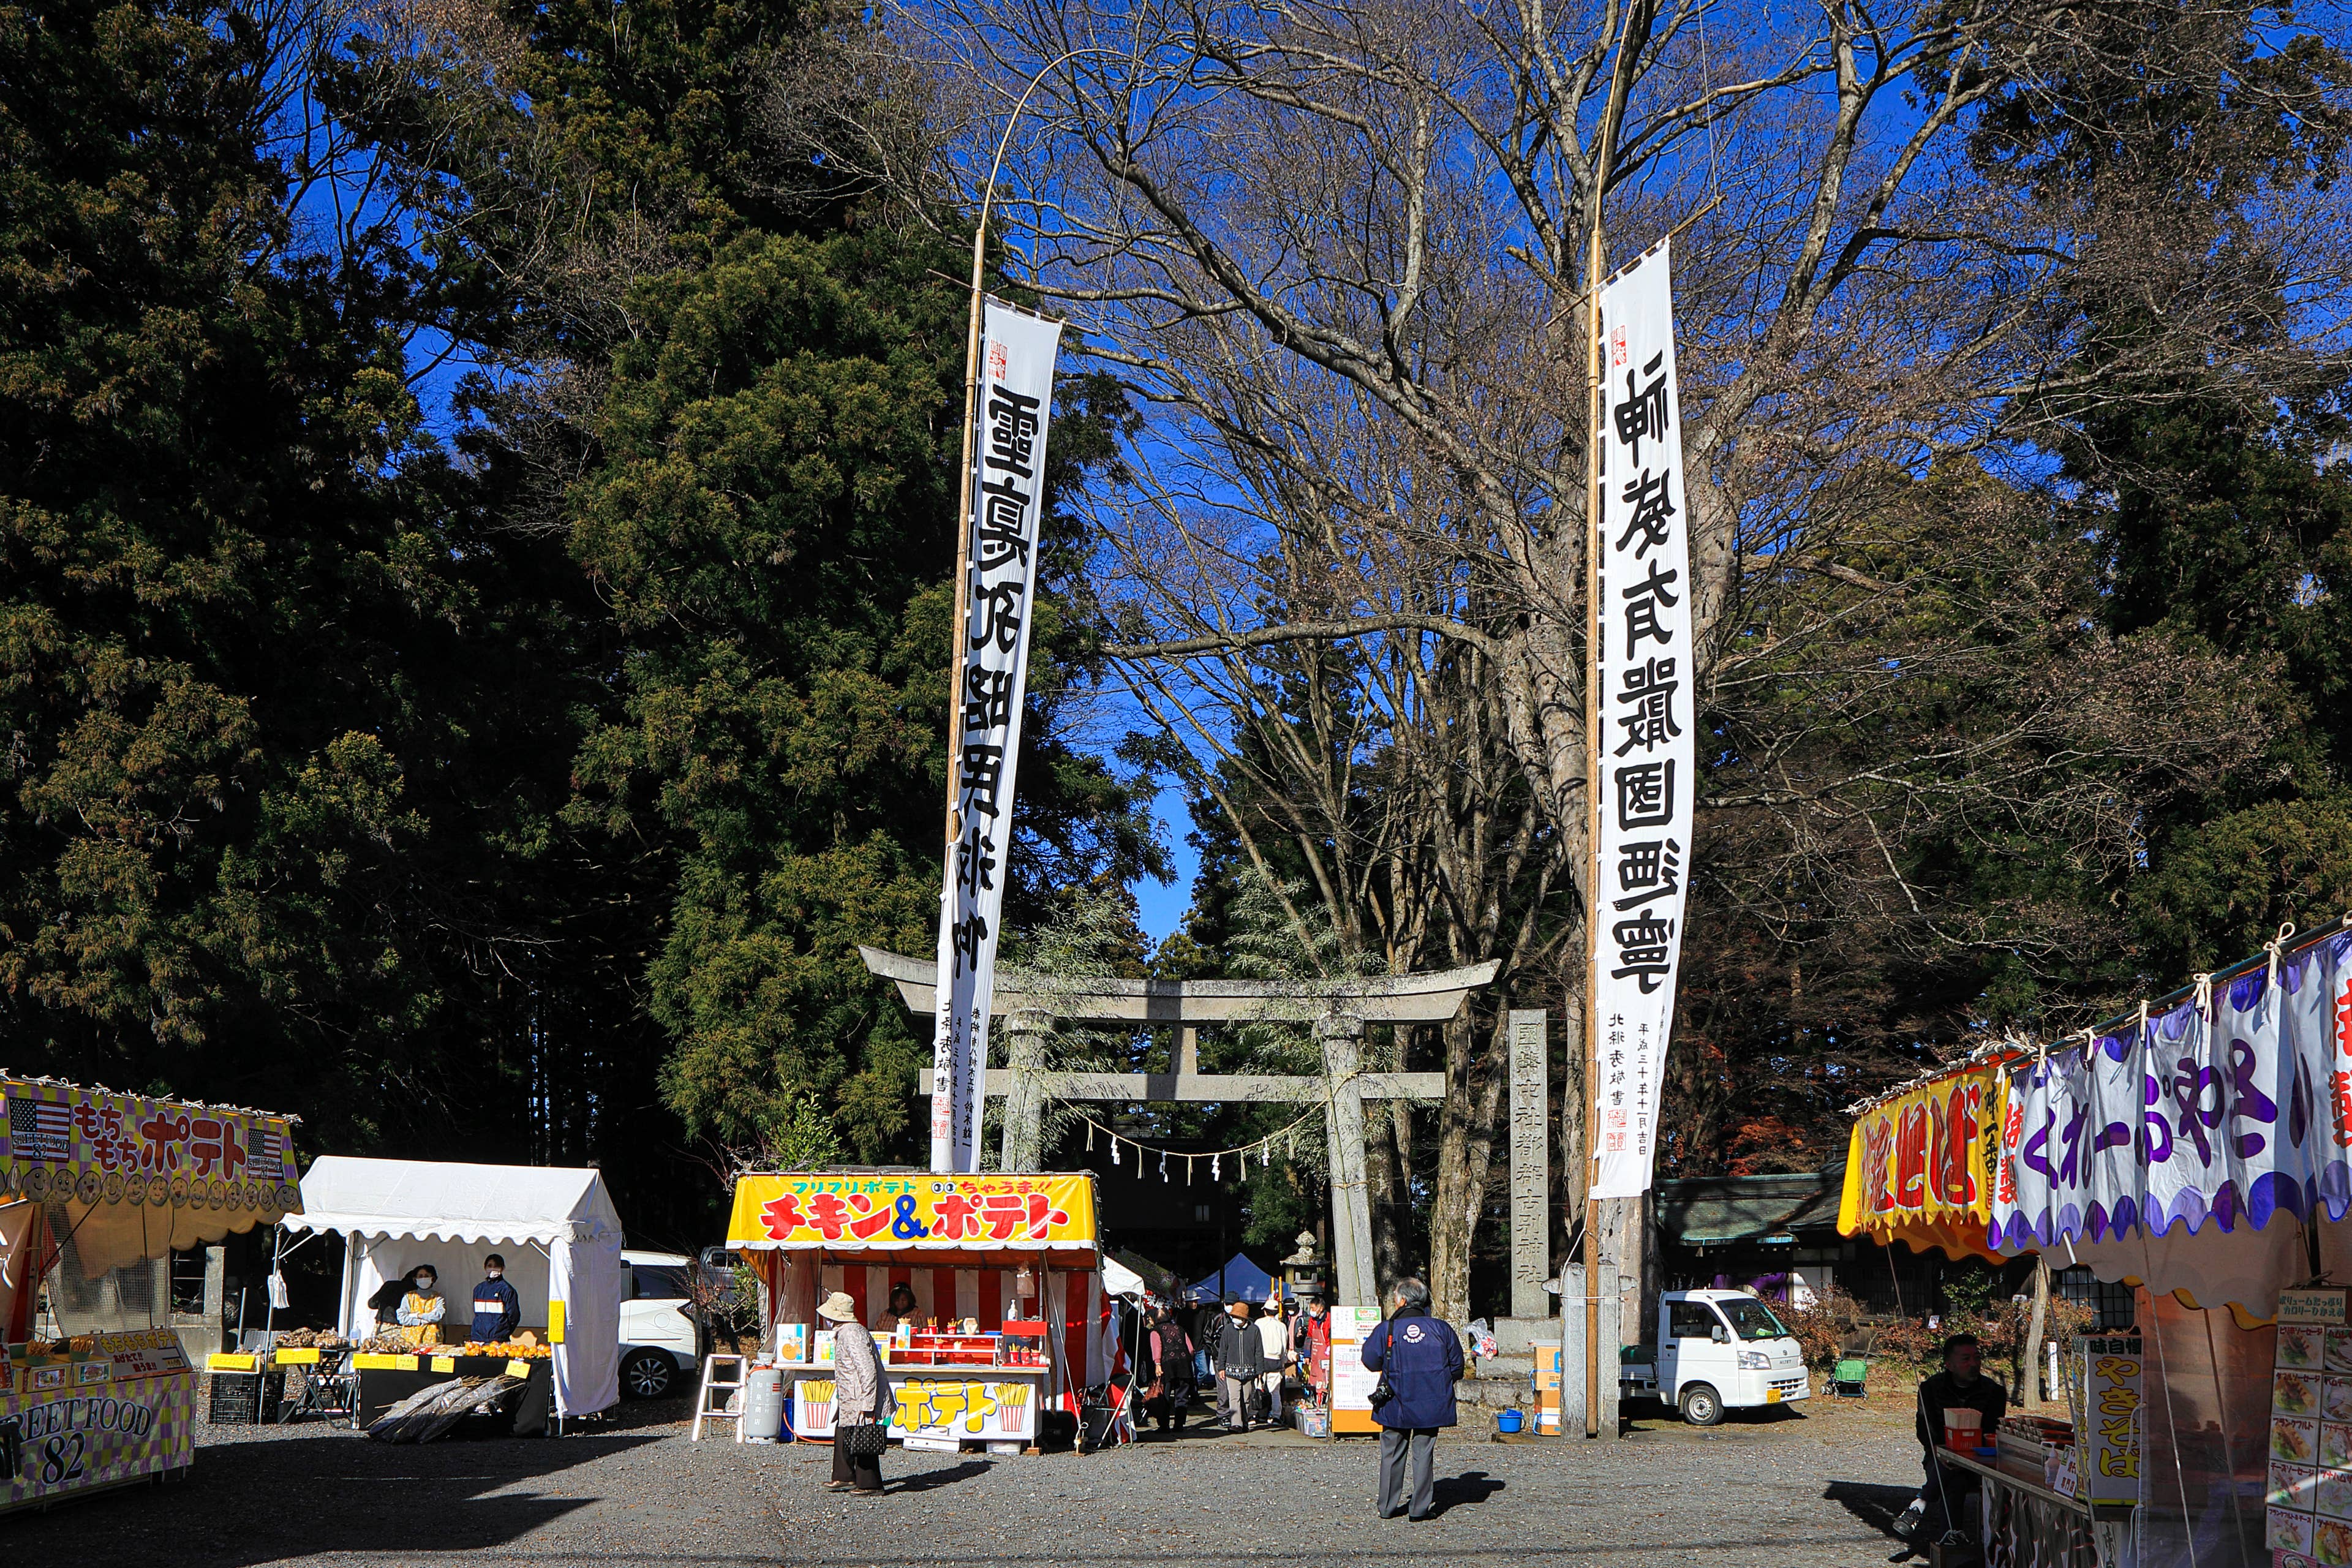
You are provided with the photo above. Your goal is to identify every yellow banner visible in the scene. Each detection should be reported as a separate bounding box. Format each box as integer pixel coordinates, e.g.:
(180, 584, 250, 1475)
(1838, 1065, 2004, 1261)
(729, 1172, 1098, 1251)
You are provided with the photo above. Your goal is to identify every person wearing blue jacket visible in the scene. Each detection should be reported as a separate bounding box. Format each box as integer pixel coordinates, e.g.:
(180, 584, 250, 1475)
(1360, 1276, 1463, 1522)
(468, 1254, 522, 1344)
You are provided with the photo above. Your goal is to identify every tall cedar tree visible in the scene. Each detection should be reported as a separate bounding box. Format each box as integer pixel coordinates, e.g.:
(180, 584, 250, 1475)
(1972, 1, 2352, 978)
(347, 0, 1159, 1163)
(0, 0, 438, 1117)
(0, 0, 713, 1241)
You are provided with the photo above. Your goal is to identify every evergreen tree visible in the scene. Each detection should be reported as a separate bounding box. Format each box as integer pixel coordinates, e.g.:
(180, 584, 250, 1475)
(1974, 0, 2352, 978)
(345, 0, 1159, 1161)
(0, 0, 435, 1109)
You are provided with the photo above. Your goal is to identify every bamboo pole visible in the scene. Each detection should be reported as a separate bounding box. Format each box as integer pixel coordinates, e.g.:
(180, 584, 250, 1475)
(932, 47, 1129, 1170)
(1580, 0, 1652, 1442)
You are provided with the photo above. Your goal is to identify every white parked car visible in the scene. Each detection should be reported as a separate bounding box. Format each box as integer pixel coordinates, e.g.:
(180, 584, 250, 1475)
(618, 1250, 704, 1399)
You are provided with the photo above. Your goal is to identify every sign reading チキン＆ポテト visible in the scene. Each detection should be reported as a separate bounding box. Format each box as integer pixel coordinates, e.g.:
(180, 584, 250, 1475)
(728, 1172, 1097, 1251)
(1589, 241, 1691, 1200)
(929, 303, 1065, 1174)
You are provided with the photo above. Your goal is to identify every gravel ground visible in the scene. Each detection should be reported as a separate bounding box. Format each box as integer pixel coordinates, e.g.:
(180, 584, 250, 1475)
(4, 1388, 1928, 1566)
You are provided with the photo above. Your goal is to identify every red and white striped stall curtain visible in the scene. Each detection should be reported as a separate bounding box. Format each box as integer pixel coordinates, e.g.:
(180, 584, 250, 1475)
(757, 1254, 1102, 1415)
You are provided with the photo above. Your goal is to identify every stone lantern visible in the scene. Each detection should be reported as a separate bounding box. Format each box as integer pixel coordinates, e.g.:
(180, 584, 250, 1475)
(1280, 1231, 1324, 1302)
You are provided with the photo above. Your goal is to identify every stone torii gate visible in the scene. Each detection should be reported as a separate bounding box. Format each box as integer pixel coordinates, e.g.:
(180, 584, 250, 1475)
(858, 947, 1499, 1310)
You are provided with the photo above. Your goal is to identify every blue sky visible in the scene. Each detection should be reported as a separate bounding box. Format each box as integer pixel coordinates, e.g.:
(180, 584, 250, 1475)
(1134, 782, 1199, 944)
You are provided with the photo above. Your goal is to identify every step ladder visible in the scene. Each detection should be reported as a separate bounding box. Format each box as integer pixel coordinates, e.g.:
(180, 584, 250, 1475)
(690, 1353, 748, 1441)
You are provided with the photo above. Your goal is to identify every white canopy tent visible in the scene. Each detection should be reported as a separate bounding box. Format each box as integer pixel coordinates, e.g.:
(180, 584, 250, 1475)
(1101, 1254, 1146, 1298)
(284, 1156, 625, 1418)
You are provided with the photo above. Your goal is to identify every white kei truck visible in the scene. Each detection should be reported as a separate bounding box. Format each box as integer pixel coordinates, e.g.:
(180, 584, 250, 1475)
(1618, 1288, 1812, 1425)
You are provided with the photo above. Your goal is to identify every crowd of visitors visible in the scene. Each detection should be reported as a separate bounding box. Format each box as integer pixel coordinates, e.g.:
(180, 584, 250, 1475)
(1108, 1288, 1346, 1438)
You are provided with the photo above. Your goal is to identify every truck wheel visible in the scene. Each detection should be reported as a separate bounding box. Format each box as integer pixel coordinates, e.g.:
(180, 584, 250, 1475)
(1679, 1383, 1725, 1427)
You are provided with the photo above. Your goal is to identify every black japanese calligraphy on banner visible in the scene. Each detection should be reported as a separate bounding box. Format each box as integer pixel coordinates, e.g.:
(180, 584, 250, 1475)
(930, 302, 1064, 1173)
(1593, 241, 1690, 1200)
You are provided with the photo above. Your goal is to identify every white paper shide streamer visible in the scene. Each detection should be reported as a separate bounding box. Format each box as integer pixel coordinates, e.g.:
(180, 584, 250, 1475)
(930, 302, 1066, 1172)
(1589, 242, 1692, 1200)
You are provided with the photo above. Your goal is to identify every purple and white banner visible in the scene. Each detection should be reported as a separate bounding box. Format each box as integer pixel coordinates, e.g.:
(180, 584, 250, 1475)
(1991, 931, 2352, 1250)
(1591, 241, 1692, 1200)
(930, 301, 1064, 1174)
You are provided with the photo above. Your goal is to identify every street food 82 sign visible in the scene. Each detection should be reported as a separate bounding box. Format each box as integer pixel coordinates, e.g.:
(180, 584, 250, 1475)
(0, 1380, 193, 1514)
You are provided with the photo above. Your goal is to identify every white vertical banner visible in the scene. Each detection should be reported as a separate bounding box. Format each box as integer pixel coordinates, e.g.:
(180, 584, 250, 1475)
(1590, 240, 1692, 1200)
(930, 300, 1065, 1173)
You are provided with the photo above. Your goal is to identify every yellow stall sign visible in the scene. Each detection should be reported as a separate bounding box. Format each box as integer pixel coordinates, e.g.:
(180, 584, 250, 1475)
(729, 1172, 1097, 1251)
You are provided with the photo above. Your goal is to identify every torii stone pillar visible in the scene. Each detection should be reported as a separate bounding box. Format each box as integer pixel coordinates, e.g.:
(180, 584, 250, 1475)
(1000, 1012, 1052, 1171)
(1315, 1014, 1376, 1312)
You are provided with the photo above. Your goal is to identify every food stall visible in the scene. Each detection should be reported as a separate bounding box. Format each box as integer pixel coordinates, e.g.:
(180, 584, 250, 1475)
(726, 1170, 1105, 1453)
(279, 1156, 622, 1432)
(1845, 919, 2352, 1568)
(0, 1074, 301, 1513)
(1841, 1051, 2136, 1567)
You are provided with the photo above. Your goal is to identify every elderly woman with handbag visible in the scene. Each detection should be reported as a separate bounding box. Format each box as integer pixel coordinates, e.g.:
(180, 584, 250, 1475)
(820, 1292, 892, 1494)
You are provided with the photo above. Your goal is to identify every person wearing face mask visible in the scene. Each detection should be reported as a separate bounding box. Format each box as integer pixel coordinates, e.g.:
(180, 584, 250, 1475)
(368, 1267, 424, 1330)
(394, 1266, 447, 1346)
(470, 1254, 522, 1344)
(1292, 1291, 1333, 1405)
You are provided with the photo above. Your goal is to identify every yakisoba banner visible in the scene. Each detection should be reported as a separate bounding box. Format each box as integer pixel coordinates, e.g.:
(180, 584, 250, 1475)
(1837, 1065, 2005, 1261)
(728, 1172, 1097, 1251)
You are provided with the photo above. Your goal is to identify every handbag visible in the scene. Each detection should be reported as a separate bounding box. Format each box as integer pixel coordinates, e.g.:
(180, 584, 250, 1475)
(1368, 1315, 1396, 1410)
(841, 1418, 887, 1457)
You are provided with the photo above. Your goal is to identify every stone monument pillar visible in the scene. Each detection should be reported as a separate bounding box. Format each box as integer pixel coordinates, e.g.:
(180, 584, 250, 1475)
(1507, 1009, 1550, 1320)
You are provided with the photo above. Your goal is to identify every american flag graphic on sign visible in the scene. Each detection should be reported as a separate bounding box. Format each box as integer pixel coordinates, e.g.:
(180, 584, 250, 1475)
(8, 1096, 72, 1161)
(248, 1126, 283, 1179)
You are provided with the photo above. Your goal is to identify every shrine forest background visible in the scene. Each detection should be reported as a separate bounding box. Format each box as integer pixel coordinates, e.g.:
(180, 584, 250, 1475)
(6, 0, 2352, 1320)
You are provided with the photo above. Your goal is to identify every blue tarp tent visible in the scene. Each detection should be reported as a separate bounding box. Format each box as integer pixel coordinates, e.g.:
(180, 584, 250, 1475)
(1185, 1252, 1281, 1303)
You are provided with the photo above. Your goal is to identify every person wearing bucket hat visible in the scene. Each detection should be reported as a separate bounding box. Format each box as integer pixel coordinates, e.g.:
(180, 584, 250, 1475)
(820, 1292, 891, 1494)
